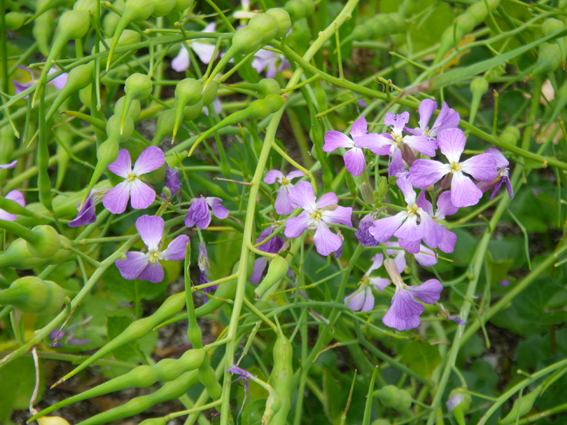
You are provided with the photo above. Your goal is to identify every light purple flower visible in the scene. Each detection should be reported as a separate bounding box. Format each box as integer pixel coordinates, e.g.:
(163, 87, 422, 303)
(49, 329, 91, 348)
(162, 165, 182, 203)
(476, 148, 513, 200)
(284, 182, 353, 256)
(203, 97, 222, 116)
(415, 191, 458, 253)
(355, 214, 379, 247)
(115, 215, 189, 283)
(103, 147, 165, 214)
(69, 189, 107, 228)
(382, 241, 439, 268)
(250, 227, 285, 284)
(172, 23, 218, 72)
(13, 66, 67, 96)
(264, 169, 304, 215)
(448, 316, 466, 325)
(371, 112, 437, 176)
(369, 172, 432, 244)
(0, 160, 17, 169)
(323, 116, 385, 177)
(184, 196, 229, 229)
(409, 128, 498, 208)
(344, 254, 391, 312)
(405, 99, 460, 140)
(251, 49, 290, 78)
(0, 190, 25, 221)
(500, 279, 511, 286)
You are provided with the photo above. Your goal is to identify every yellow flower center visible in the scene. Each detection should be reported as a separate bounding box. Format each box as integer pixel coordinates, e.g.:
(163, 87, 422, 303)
(149, 251, 160, 263)
(391, 133, 404, 146)
(280, 177, 291, 186)
(310, 210, 322, 222)
(407, 204, 419, 216)
(127, 173, 137, 182)
(450, 161, 462, 172)
(360, 275, 370, 286)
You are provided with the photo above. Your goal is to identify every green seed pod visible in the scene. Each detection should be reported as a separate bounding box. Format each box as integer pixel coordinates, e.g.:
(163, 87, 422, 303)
(73, 0, 98, 12)
(27, 225, 61, 258)
(530, 42, 562, 77)
(198, 355, 222, 400)
(499, 385, 543, 425)
(0, 238, 71, 270)
(32, 349, 205, 421)
(543, 18, 565, 35)
(95, 29, 142, 65)
(284, 0, 315, 21)
(139, 419, 167, 425)
(230, 78, 281, 98)
(46, 63, 95, 121)
(103, 0, 125, 37)
(249, 13, 279, 42)
(151, 0, 176, 16)
(5, 12, 27, 30)
(469, 77, 489, 125)
(500, 126, 520, 146)
(33, 2, 55, 57)
(550, 78, 567, 122)
(265, 8, 292, 39)
(269, 333, 293, 425)
(79, 84, 92, 108)
(201, 80, 219, 107)
(172, 78, 202, 141)
(115, 97, 142, 122)
(344, 12, 406, 44)
(447, 388, 472, 425)
(373, 386, 412, 412)
(174, 0, 192, 12)
(0, 276, 65, 315)
(399, 0, 419, 17)
(120, 73, 152, 134)
(254, 255, 288, 299)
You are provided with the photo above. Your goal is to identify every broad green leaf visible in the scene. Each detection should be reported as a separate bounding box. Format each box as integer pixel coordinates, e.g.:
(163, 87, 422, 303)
(107, 316, 137, 361)
(323, 369, 343, 421)
(400, 340, 441, 378)
(102, 265, 167, 303)
(0, 357, 44, 421)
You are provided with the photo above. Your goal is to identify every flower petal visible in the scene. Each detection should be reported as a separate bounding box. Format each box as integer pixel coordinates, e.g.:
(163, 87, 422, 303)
(396, 172, 416, 205)
(5, 190, 25, 206)
(369, 213, 406, 243)
(486, 148, 509, 169)
(410, 159, 450, 189)
(393, 250, 406, 274)
(388, 147, 406, 177)
(398, 239, 420, 254)
(383, 309, 421, 331)
(451, 171, 483, 208)
(355, 214, 379, 247)
(344, 147, 366, 176)
(284, 212, 310, 239)
(161, 235, 190, 261)
(138, 261, 165, 283)
(172, 46, 190, 72)
(404, 135, 437, 157)
(191, 41, 218, 64)
(504, 177, 514, 199)
(369, 277, 391, 294)
(350, 115, 368, 139)
(367, 253, 384, 274)
(275, 186, 295, 215)
(436, 191, 459, 218)
(394, 214, 422, 241)
(460, 152, 498, 182)
(438, 128, 466, 164)
(313, 223, 342, 256)
(0, 160, 17, 169)
(322, 206, 353, 227)
(361, 289, 375, 312)
(416, 191, 434, 215)
(264, 170, 284, 184)
(316, 192, 339, 208)
(136, 215, 164, 251)
(108, 149, 132, 178)
(48, 68, 68, 91)
(438, 227, 457, 253)
(406, 279, 443, 304)
(103, 181, 131, 214)
(417, 99, 437, 131)
(133, 146, 165, 175)
(415, 245, 438, 267)
(420, 212, 442, 249)
(286, 170, 305, 180)
(130, 180, 156, 210)
(250, 257, 268, 284)
(116, 251, 150, 280)
(289, 181, 317, 211)
(384, 112, 409, 135)
(430, 102, 460, 137)
(344, 288, 367, 311)
(207, 197, 229, 219)
(323, 131, 354, 152)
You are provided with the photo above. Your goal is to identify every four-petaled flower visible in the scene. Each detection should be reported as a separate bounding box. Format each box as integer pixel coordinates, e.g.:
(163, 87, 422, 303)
(285, 182, 352, 256)
(409, 128, 497, 208)
(415, 191, 459, 253)
(372, 112, 438, 176)
(69, 189, 108, 228)
(103, 147, 165, 214)
(323, 115, 384, 177)
(250, 227, 285, 284)
(116, 215, 189, 283)
(477, 148, 513, 199)
(251, 49, 290, 78)
(172, 23, 218, 72)
(405, 99, 460, 140)
(184, 196, 229, 229)
(264, 169, 304, 215)
(0, 190, 25, 221)
(344, 254, 391, 312)
(162, 165, 182, 203)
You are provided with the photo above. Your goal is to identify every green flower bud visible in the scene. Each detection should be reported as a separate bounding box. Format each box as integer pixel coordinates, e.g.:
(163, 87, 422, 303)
(265, 8, 292, 39)
(470, 77, 489, 96)
(542, 18, 565, 36)
(73, 0, 98, 13)
(27, 225, 61, 258)
(377, 176, 389, 199)
(103, 0, 125, 37)
(115, 97, 142, 122)
(254, 255, 288, 299)
(361, 182, 374, 205)
(174, 0, 193, 12)
(499, 385, 542, 425)
(373, 385, 412, 412)
(5, 12, 27, 30)
(0, 276, 65, 315)
(58, 10, 91, 40)
(0, 238, 70, 270)
(447, 388, 472, 425)
(500, 126, 520, 146)
(249, 13, 279, 42)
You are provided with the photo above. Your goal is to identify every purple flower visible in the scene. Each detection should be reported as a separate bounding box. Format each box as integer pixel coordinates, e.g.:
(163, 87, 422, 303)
(172, 23, 218, 72)
(344, 254, 391, 312)
(371, 112, 438, 176)
(415, 191, 458, 253)
(476, 148, 513, 200)
(203, 98, 222, 116)
(355, 214, 379, 247)
(251, 49, 290, 78)
(49, 329, 90, 347)
(250, 227, 285, 284)
(284, 182, 353, 256)
(264, 169, 304, 215)
(13, 66, 67, 96)
(448, 316, 466, 325)
(0, 160, 17, 169)
(323, 116, 385, 177)
(383, 241, 439, 268)
(162, 165, 182, 203)
(69, 189, 107, 228)
(369, 172, 433, 244)
(0, 190, 25, 221)
(184, 196, 229, 229)
(409, 128, 498, 208)
(405, 99, 460, 140)
(500, 279, 511, 286)
(103, 147, 165, 214)
(115, 215, 189, 283)
(198, 242, 217, 302)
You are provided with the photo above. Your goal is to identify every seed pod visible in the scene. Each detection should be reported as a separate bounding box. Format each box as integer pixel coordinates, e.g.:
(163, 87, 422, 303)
(371, 420, 391, 425)
(265, 8, 292, 39)
(268, 332, 293, 425)
(189, 95, 285, 156)
(373, 385, 412, 412)
(0, 238, 71, 270)
(5, 12, 27, 30)
(447, 388, 472, 425)
(254, 255, 288, 299)
(500, 126, 520, 146)
(201, 80, 219, 107)
(55, 127, 72, 190)
(283, 0, 315, 21)
(249, 13, 279, 41)
(172, 78, 203, 141)
(46, 63, 95, 121)
(529, 42, 562, 77)
(33, 1, 55, 57)
(230, 78, 281, 98)
(198, 355, 222, 400)
(26, 225, 61, 258)
(469, 77, 489, 125)
(94, 29, 142, 66)
(31, 349, 206, 421)
(106, 0, 176, 70)
(56, 292, 187, 384)
(103, 0, 125, 37)
(343, 13, 406, 44)
(139, 419, 167, 425)
(0, 276, 65, 315)
(174, 0, 192, 11)
(499, 385, 543, 425)
(120, 73, 153, 134)
(73, 0, 98, 12)
(361, 182, 374, 205)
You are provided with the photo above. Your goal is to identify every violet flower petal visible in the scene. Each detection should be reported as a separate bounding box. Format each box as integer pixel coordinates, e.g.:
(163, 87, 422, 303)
(161, 235, 190, 261)
(406, 279, 443, 304)
(207, 197, 229, 219)
(116, 251, 150, 280)
(264, 169, 284, 184)
(136, 215, 164, 251)
(103, 181, 131, 214)
(130, 180, 156, 210)
(108, 149, 132, 178)
(138, 261, 165, 283)
(313, 223, 342, 256)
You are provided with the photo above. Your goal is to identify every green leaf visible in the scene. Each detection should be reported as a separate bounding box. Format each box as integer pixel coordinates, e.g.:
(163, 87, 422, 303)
(107, 316, 137, 361)
(323, 369, 343, 421)
(400, 340, 441, 378)
(0, 357, 44, 422)
(102, 265, 167, 303)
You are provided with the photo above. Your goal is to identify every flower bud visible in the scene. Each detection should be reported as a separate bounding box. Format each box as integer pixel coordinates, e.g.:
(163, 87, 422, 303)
(58, 10, 91, 40)
(499, 385, 542, 425)
(103, 0, 125, 37)
(542, 18, 565, 36)
(470, 77, 489, 97)
(0, 276, 65, 315)
(447, 388, 471, 425)
(5, 12, 27, 30)
(265, 8, 292, 39)
(172, 78, 202, 141)
(249, 13, 279, 42)
(115, 97, 142, 122)
(377, 176, 388, 199)
(254, 255, 288, 299)
(373, 385, 412, 412)
(27, 225, 61, 258)
(139, 419, 167, 425)
(500, 126, 520, 146)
